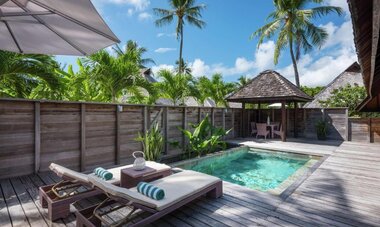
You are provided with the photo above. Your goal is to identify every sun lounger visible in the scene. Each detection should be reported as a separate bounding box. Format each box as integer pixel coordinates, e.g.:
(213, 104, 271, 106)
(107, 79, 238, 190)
(39, 162, 171, 221)
(75, 170, 223, 227)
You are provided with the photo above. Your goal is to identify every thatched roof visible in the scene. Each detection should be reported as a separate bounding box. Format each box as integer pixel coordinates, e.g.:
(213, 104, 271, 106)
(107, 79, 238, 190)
(304, 62, 363, 108)
(348, 0, 380, 111)
(226, 70, 312, 103)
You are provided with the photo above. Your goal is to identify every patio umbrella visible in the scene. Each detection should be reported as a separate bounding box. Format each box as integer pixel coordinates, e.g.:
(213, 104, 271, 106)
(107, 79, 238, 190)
(0, 0, 120, 55)
(268, 103, 288, 108)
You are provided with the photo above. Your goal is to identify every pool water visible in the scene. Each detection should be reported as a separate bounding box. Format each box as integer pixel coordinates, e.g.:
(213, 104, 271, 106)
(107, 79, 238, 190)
(176, 148, 316, 192)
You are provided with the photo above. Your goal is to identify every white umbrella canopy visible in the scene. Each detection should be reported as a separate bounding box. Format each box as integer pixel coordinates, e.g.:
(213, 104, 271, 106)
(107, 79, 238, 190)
(0, 0, 120, 55)
(268, 103, 288, 108)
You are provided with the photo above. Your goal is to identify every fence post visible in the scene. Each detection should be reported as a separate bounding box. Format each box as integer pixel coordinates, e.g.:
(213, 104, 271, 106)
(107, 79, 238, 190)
(115, 105, 121, 165)
(34, 102, 41, 173)
(198, 107, 201, 123)
(211, 108, 215, 127)
(231, 109, 235, 138)
(222, 108, 226, 139)
(345, 108, 349, 141)
(182, 107, 187, 153)
(163, 107, 169, 154)
(80, 104, 87, 171)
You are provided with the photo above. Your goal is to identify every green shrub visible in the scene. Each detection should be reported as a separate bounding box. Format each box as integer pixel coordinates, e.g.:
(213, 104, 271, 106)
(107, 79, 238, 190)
(135, 123, 164, 161)
(180, 115, 231, 157)
(315, 119, 329, 140)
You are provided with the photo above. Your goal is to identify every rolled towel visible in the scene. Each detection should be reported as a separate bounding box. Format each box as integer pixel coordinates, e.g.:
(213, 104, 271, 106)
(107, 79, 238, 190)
(137, 182, 165, 200)
(94, 167, 113, 181)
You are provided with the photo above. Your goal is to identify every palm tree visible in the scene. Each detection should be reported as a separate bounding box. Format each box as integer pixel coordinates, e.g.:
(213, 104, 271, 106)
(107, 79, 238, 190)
(175, 58, 192, 75)
(157, 69, 192, 105)
(113, 40, 155, 69)
(154, 0, 206, 73)
(251, 0, 342, 87)
(196, 74, 236, 107)
(84, 49, 152, 103)
(237, 75, 249, 88)
(0, 50, 61, 98)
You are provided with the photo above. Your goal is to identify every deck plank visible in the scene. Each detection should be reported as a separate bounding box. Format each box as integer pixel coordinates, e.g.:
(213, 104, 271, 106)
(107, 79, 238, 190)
(0, 179, 30, 227)
(0, 186, 12, 227)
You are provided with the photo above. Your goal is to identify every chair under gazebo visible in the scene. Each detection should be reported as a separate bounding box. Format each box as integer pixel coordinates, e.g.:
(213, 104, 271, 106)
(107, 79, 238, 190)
(226, 70, 313, 142)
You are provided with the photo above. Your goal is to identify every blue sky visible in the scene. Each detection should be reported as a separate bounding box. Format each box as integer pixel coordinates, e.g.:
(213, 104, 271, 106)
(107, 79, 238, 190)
(56, 0, 356, 87)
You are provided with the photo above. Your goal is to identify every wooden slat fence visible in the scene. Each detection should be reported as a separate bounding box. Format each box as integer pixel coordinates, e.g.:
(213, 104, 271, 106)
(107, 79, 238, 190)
(348, 118, 380, 143)
(0, 99, 240, 179)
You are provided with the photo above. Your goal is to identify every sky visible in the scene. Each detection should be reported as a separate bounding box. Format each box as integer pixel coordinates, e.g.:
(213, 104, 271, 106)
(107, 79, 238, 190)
(56, 0, 357, 87)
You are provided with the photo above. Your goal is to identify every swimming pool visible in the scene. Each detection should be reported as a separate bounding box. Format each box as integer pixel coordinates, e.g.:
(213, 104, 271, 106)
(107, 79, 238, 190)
(174, 147, 319, 194)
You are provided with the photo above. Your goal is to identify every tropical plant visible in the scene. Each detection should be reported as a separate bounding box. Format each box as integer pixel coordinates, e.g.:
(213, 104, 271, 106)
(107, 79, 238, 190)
(113, 40, 155, 69)
(156, 69, 192, 105)
(0, 50, 61, 98)
(175, 58, 192, 75)
(135, 123, 164, 161)
(251, 0, 342, 87)
(301, 85, 324, 97)
(83, 48, 152, 103)
(154, 0, 206, 73)
(315, 118, 329, 140)
(319, 84, 366, 117)
(180, 115, 231, 157)
(237, 75, 249, 88)
(195, 74, 237, 107)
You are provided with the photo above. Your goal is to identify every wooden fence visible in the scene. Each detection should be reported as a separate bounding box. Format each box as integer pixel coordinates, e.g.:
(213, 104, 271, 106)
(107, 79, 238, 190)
(348, 118, 380, 143)
(1, 99, 379, 179)
(0, 99, 240, 179)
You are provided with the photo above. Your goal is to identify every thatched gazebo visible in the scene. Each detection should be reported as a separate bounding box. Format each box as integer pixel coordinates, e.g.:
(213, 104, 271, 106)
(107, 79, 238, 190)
(226, 70, 312, 142)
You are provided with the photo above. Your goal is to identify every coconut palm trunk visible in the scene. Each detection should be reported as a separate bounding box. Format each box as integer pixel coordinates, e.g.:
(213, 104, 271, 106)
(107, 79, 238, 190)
(289, 37, 300, 87)
(179, 26, 184, 74)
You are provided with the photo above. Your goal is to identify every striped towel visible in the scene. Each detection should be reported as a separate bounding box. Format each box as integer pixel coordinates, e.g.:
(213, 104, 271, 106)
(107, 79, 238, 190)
(94, 167, 113, 181)
(137, 182, 165, 200)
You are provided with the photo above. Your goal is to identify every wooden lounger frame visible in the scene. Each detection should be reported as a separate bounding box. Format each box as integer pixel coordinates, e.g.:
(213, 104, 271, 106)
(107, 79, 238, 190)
(39, 175, 102, 221)
(75, 180, 223, 227)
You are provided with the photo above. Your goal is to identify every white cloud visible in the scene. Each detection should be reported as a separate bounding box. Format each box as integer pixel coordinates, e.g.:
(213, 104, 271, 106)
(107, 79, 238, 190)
(254, 41, 275, 71)
(321, 20, 354, 50)
(154, 47, 176, 53)
(157, 33, 177, 38)
(191, 59, 211, 77)
(152, 64, 175, 75)
(278, 45, 357, 86)
(99, 0, 150, 10)
(127, 8, 134, 16)
(138, 12, 152, 21)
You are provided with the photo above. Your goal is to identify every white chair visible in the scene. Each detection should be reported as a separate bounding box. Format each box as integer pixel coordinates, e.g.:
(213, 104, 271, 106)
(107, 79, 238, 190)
(256, 123, 270, 139)
(273, 123, 284, 140)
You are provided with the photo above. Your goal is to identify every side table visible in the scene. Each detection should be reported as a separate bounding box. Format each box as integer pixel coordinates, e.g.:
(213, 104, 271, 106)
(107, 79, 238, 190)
(120, 166, 171, 188)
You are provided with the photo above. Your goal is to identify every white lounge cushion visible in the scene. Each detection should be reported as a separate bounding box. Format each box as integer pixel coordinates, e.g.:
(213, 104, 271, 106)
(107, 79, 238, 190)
(89, 175, 157, 209)
(89, 170, 221, 211)
(50, 161, 171, 185)
(131, 170, 221, 211)
(49, 163, 90, 184)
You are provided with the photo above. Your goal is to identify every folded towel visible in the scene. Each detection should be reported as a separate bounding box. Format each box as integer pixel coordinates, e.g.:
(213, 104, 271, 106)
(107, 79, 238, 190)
(137, 182, 165, 200)
(94, 167, 113, 181)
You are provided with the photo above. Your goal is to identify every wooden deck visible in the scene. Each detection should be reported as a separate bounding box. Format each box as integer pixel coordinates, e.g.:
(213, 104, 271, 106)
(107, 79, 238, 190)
(1, 140, 380, 227)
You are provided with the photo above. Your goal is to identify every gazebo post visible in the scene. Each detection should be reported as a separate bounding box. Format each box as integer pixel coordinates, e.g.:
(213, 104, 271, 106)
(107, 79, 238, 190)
(294, 101, 298, 138)
(241, 102, 246, 137)
(258, 102, 261, 122)
(281, 102, 287, 142)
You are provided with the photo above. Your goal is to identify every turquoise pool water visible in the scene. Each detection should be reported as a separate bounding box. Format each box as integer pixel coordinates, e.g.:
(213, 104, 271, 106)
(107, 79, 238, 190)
(176, 148, 315, 192)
